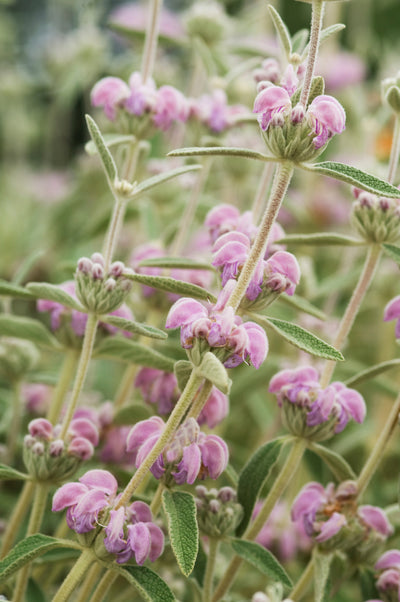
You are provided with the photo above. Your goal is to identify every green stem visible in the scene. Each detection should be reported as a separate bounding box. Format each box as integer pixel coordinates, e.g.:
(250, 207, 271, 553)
(47, 350, 79, 424)
(212, 438, 307, 602)
(59, 314, 98, 440)
(252, 163, 276, 225)
(122, 140, 140, 182)
(299, 0, 325, 107)
(186, 379, 213, 422)
(102, 198, 128, 272)
(6, 379, 22, 464)
(203, 538, 219, 602)
(150, 482, 164, 516)
(0, 480, 35, 558)
(141, 0, 163, 83)
(76, 563, 103, 602)
(89, 569, 117, 602)
(51, 548, 96, 602)
(227, 162, 294, 312)
(320, 244, 381, 387)
(115, 370, 204, 508)
(388, 115, 400, 185)
(113, 364, 137, 410)
(357, 389, 400, 496)
(290, 556, 314, 601)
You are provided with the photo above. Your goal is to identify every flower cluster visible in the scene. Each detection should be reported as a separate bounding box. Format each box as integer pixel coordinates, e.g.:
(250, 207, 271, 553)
(351, 187, 400, 244)
(23, 417, 99, 481)
(126, 417, 228, 486)
(291, 481, 393, 557)
(52, 469, 164, 565)
(269, 366, 366, 441)
(189, 89, 249, 133)
(195, 485, 243, 537)
(372, 550, 400, 602)
(254, 58, 305, 97)
(0, 338, 39, 382)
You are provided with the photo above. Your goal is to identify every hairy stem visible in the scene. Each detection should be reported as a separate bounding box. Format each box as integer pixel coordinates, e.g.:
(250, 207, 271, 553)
(290, 556, 314, 600)
(186, 379, 213, 422)
(300, 0, 325, 107)
(89, 569, 117, 602)
(113, 364, 137, 410)
(252, 163, 276, 225)
(51, 548, 96, 602)
(0, 480, 35, 558)
(6, 379, 22, 464)
(141, 0, 163, 83)
(102, 198, 128, 272)
(387, 115, 400, 185)
(47, 349, 79, 424)
(203, 538, 219, 602)
(150, 482, 164, 516)
(76, 563, 102, 602)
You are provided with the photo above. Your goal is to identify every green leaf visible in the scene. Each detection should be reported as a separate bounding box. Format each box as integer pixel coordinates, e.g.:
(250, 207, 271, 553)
(291, 76, 324, 107)
(13, 250, 46, 286)
(278, 233, 366, 246)
(113, 403, 153, 426)
(0, 280, 34, 300)
(162, 490, 199, 577)
(27, 282, 85, 312)
(279, 294, 327, 321)
(236, 438, 284, 536)
(0, 464, 29, 481)
(138, 257, 214, 271)
(345, 359, 400, 387)
(85, 133, 136, 156)
(0, 535, 79, 585)
(27, 578, 46, 602)
(268, 5, 292, 58)
(85, 114, 118, 184)
(257, 316, 344, 361)
(230, 539, 292, 589)
(129, 165, 202, 199)
(99, 315, 167, 340)
(301, 24, 345, 59)
(198, 352, 231, 394)
(174, 360, 193, 392)
(303, 161, 400, 198)
(291, 29, 309, 54)
(167, 147, 277, 163)
(108, 20, 186, 47)
(118, 565, 176, 602)
(0, 315, 60, 349)
(191, 540, 207, 588)
(309, 443, 356, 481)
(127, 273, 216, 302)
(360, 568, 380, 601)
(94, 338, 175, 372)
(383, 243, 400, 266)
(314, 551, 333, 602)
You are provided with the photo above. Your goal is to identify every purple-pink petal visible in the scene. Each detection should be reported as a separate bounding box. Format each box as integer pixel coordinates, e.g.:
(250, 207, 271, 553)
(384, 296, 400, 322)
(165, 298, 208, 329)
(146, 522, 165, 561)
(127, 522, 152, 565)
(291, 482, 326, 521)
(242, 322, 269, 368)
(126, 416, 164, 454)
(173, 442, 202, 484)
(315, 511, 347, 542)
(376, 550, 400, 571)
(79, 469, 118, 496)
(52, 483, 88, 512)
(358, 505, 393, 536)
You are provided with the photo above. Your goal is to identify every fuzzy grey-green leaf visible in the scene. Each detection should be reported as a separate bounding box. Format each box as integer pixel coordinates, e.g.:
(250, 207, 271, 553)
(27, 283, 86, 312)
(85, 114, 118, 184)
(0, 464, 29, 481)
(198, 352, 231, 394)
(278, 233, 366, 246)
(167, 146, 277, 162)
(268, 5, 291, 58)
(162, 490, 199, 577)
(301, 24, 345, 59)
(0, 281, 34, 300)
(231, 539, 292, 589)
(345, 359, 400, 387)
(138, 257, 214, 271)
(279, 294, 327, 321)
(129, 165, 202, 199)
(174, 360, 193, 392)
(314, 551, 333, 602)
(0, 315, 60, 349)
(383, 243, 400, 266)
(85, 133, 136, 156)
(118, 565, 176, 602)
(309, 443, 356, 481)
(113, 404, 153, 426)
(94, 338, 175, 372)
(127, 273, 216, 302)
(99, 315, 167, 340)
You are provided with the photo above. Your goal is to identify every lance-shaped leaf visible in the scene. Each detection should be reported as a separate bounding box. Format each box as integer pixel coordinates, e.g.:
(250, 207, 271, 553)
(0, 281, 34, 300)
(0, 315, 60, 349)
(302, 162, 400, 198)
(126, 273, 216, 302)
(291, 28, 309, 54)
(360, 567, 380, 600)
(230, 539, 292, 589)
(0, 535, 80, 585)
(117, 565, 176, 602)
(198, 352, 231, 394)
(278, 233, 366, 246)
(191, 540, 207, 588)
(314, 551, 333, 602)
(94, 338, 175, 372)
(279, 294, 327, 321)
(174, 360, 193, 392)
(113, 404, 153, 426)
(128, 165, 202, 199)
(27, 577, 46, 602)
(138, 257, 214, 271)
(255, 316, 344, 361)
(85, 114, 118, 184)
(0, 464, 29, 481)
(268, 5, 291, 58)
(85, 133, 136, 156)
(308, 443, 356, 481)
(383, 243, 400, 266)
(168, 146, 278, 162)
(301, 24, 346, 59)
(162, 490, 199, 577)
(99, 315, 167, 340)
(13, 249, 46, 285)
(291, 76, 325, 107)
(236, 438, 285, 536)
(27, 283, 85, 312)
(344, 359, 400, 387)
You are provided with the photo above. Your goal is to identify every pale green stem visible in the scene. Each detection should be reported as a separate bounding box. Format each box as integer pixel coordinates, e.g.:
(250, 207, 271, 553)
(212, 438, 307, 602)
(141, 0, 163, 83)
(169, 159, 212, 256)
(13, 483, 50, 602)
(203, 538, 219, 602)
(47, 349, 79, 424)
(89, 569, 117, 602)
(122, 140, 140, 182)
(357, 389, 400, 496)
(102, 198, 128, 272)
(150, 482, 164, 516)
(76, 563, 103, 602)
(51, 548, 96, 602)
(113, 364, 137, 410)
(320, 244, 381, 387)
(0, 480, 35, 558)
(186, 379, 214, 422)
(115, 370, 204, 509)
(59, 314, 98, 440)
(387, 115, 400, 185)
(299, 0, 325, 107)
(252, 163, 276, 225)
(6, 379, 22, 464)
(227, 162, 294, 312)
(290, 556, 314, 601)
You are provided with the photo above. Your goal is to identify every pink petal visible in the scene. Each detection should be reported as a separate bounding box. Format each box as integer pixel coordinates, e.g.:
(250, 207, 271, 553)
(79, 469, 118, 495)
(315, 512, 346, 542)
(165, 298, 208, 329)
(52, 483, 88, 511)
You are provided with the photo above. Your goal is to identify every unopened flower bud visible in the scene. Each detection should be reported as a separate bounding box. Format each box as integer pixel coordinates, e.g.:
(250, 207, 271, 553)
(91, 253, 105, 266)
(291, 103, 305, 124)
(32, 442, 45, 456)
(0, 339, 40, 381)
(351, 192, 400, 244)
(77, 257, 93, 274)
(110, 261, 124, 277)
(195, 486, 243, 537)
(105, 278, 117, 292)
(29, 418, 53, 440)
(91, 263, 105, 280)
(385, 85, 400, 114)
(49, 440, 64, 457)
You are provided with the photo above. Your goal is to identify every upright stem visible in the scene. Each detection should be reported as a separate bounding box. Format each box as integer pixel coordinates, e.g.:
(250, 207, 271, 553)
(113, 364, 137, 410)
(252, 163, 276, 225)
(115, 370, 204, 508)
(6, 379, 22, 464)
(47, 349, 79, 424)
(320, 244, 381, 387)
(357, 390, 400, 496)
(227, 162, 294, 312)
(89, 569, 117, 602)
(51, 549, 96, 602)
(212, 438, 307, 602)
(300, 0, 325, 107)
(59, 314, 99, 440)
(76, 563, 102, 602)
(290, 556, 314, 600)
(186, 380, 213, 422)
(387, 115, 400, 185)
(203, 538, 219, 602)
(150, 482, 164, 515)
(141, 0, 163, 83)
(0, 480, 35, 558)
(102, 199, 128, 272)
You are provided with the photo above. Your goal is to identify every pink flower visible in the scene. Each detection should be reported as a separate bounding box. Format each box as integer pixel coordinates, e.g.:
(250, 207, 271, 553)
(22, 383, 52, 414)
(253, 85, 291, 131)
(384, 295, 400, 338)
(125, 72, 157, 116)
(264, 251, 300, 296)
(135, 368, 179, 414)
(91, 77, 130, 121)
(153, 85, 188, 130)
(307, 95, 346, 149)
(192, 89, 249, 133)
(198, 387, 229, 428)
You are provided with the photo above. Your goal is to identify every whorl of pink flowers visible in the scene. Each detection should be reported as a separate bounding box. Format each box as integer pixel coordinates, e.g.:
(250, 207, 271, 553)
(26, 416, 99, 461)
(189, 89, 249, 133)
